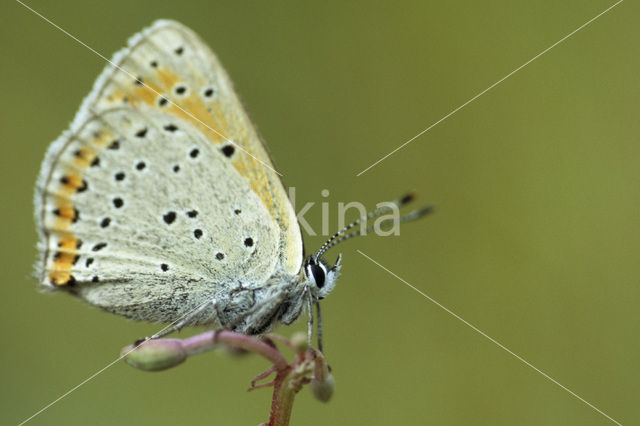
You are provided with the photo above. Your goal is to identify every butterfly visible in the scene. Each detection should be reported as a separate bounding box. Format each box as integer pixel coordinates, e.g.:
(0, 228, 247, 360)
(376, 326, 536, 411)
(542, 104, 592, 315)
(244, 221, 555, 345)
(34, 20, 431, 349)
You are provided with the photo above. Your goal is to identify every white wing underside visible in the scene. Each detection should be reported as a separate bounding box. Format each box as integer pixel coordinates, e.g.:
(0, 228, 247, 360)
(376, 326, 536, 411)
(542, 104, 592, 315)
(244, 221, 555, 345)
(34, 20, 303, 323)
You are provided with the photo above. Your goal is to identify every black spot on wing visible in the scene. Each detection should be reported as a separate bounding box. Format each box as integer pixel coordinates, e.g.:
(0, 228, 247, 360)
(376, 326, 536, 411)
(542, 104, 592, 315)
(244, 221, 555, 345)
(113, 197, 124, 208)
(163, 211, 176, 224)
(221, 144, 235, 157)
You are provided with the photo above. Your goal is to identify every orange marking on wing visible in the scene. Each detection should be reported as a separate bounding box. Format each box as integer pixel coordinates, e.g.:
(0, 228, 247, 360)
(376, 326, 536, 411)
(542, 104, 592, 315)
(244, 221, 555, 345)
(155, 67, 180, 90)
(107, 84, 157, 108)
(56, 206, 76, 220)
(58, 186, 75, 198)
(132, 80, 163, 106)
(58, 171, 85, 196)
(231, 158, 249, 177)
(92, 131, 113, 148)
(66, 173, 82, 186)
(54, 252, 77, 269)
(73, 147, 96, 168)
(48, 234, 81, 286)
(54, 195, 72, 209)
(167, 95, 227, 143)
(53, 218, 71, 230)
(58, 234, 81, 250)
(52, 194, 77, 229)
(49, 270, 73, 286)
(107, 89, 128, 106)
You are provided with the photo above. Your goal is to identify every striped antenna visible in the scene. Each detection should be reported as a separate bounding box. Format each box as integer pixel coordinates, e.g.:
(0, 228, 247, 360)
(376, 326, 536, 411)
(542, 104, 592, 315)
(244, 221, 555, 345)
(318, 205, 434, 255)
(314, 191, 431, 259)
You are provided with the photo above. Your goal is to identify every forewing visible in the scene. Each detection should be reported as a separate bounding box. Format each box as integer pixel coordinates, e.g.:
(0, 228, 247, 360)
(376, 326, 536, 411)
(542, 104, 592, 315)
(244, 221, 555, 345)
(88, 20, 302, 274)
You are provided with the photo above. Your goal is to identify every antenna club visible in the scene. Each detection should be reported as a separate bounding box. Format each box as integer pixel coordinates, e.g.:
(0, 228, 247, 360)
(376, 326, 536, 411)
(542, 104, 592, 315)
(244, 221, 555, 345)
(399, 190, 417, 206)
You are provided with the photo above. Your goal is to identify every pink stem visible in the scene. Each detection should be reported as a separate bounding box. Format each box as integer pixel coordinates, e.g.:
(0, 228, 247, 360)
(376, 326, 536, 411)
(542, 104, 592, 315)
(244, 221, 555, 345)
(181, 330, 289, 371)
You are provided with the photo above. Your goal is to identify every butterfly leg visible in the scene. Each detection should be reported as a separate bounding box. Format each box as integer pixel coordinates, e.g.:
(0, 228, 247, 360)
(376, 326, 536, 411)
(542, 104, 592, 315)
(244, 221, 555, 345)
(225, 289, 288, 335)
(306, 296, 314, 347)
(315, 301, 324, 353)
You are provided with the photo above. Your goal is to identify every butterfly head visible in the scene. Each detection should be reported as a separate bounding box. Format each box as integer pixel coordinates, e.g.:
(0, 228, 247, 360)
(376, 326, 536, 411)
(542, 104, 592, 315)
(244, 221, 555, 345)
(303, 253, 342, 300)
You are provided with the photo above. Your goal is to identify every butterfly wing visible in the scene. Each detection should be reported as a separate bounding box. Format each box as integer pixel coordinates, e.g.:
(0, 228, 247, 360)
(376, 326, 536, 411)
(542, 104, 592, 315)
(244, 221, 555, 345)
(34, 21, 303, 322)
(99, 20, 303, 276)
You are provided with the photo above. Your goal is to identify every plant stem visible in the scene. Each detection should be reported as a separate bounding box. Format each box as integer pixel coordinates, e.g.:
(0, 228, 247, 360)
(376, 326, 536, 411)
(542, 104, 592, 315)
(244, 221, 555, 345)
(124, 330, 332, 426)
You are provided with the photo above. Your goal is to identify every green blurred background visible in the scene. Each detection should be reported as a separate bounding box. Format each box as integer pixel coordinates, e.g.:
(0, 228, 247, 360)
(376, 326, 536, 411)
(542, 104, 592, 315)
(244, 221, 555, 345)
(2, 1, 638, 424)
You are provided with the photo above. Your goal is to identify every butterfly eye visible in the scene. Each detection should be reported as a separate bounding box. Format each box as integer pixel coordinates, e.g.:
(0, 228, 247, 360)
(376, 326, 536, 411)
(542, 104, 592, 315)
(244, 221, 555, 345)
(310, 264, 326, 289)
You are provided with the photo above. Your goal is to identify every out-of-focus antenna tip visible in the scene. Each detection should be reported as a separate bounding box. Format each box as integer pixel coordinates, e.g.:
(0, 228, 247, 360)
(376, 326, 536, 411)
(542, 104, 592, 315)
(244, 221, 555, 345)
(399, 190, 418, 206)
(417, 204, 435, 217)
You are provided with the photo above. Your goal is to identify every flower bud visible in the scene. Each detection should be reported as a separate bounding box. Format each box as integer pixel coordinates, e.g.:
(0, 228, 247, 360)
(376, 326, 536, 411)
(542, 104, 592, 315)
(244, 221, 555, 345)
(122, 339, 187, 371)
(310, 373, 335, 402)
